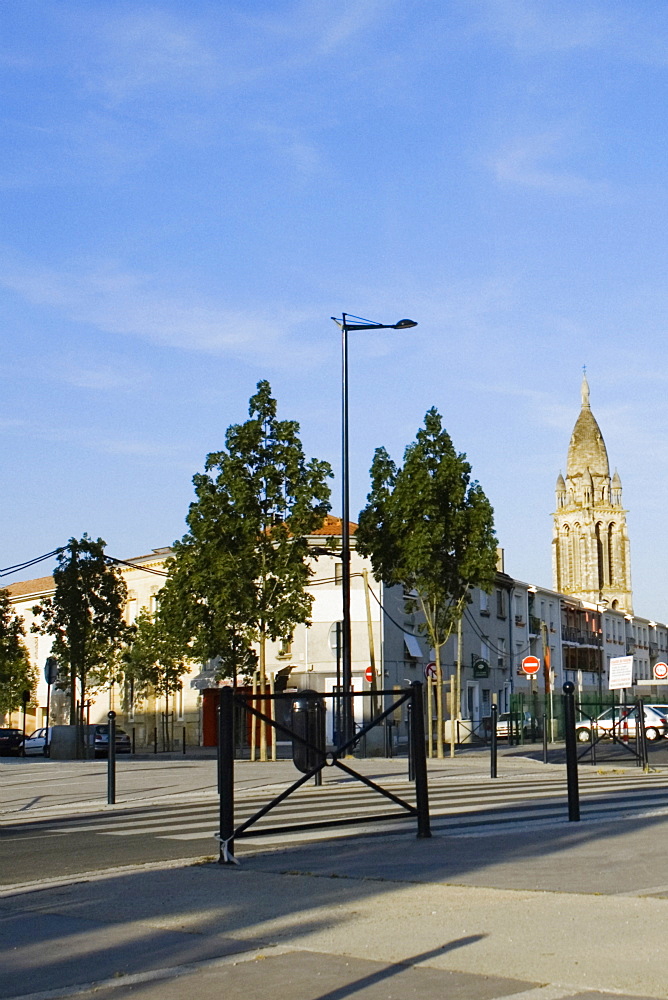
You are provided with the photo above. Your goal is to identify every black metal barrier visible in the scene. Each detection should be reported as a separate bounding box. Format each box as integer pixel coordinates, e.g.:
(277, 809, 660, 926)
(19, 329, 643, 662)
(574, 699, 648, 767)
(216, 682, 431, 865)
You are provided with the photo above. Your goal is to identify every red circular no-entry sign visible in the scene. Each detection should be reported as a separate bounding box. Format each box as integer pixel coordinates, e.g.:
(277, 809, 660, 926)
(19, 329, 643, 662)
(365, 666, 374, 683)
(522, 655, 541, 675)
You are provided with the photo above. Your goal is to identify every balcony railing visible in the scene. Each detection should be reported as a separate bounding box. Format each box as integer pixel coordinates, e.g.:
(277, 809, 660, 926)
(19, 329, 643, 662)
(562, 626, 602, 646)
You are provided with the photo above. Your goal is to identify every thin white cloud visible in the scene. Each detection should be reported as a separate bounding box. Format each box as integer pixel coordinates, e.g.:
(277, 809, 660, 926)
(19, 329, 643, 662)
(478, 0, 616, 53)
(0, 249, 322, 365)
(80, 9, 217, 105)
(0, 413, 179, 459)
(0, 357, 145, 393)
(491, 130, 611, 195)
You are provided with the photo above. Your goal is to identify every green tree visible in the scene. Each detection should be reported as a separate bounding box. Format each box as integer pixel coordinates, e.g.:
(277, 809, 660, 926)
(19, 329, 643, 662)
(32, 536, 129, 725)
(357, 407, 497, 756)
(164, 380, 332, 758)
(123, 608, 192, 750)
(0, 589, 36, 721)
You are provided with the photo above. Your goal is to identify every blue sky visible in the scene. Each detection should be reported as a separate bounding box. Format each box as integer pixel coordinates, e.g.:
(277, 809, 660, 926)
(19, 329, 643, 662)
(2, 1, 668, 620)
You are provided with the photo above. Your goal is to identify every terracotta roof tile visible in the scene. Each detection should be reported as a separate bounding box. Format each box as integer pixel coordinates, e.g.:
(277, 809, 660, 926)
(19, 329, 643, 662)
(310, 515, 357, 536)
(4, 576, 55, 599)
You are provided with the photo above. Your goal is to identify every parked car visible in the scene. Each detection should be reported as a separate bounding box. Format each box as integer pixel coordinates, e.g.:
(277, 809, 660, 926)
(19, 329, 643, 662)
(575, 705, 668, 743)
(90, 724, 131, 758)
(484, 712, 542, 740)
(0, 728, 24, 756)
(22, 727, 52, 756)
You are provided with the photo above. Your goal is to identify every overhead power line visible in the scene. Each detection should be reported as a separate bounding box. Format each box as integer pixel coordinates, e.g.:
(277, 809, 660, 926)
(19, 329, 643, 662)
(105, 555, 170, 578)
(0, 548, 63, 579)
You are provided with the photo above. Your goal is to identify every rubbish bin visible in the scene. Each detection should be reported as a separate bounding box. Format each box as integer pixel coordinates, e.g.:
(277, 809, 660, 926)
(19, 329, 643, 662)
(291, 690, 325, 774)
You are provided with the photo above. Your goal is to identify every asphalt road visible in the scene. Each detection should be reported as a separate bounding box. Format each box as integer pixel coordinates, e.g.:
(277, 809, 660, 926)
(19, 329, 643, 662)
(6, 749, 668, 888)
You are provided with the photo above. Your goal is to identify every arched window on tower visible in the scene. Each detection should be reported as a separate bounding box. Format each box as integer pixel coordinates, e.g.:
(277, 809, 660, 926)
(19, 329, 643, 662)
(608, 523, 616, 586)
(562, 524, 571, 589)
(596, 522, 604, 591)
(572, 523, 581, 588)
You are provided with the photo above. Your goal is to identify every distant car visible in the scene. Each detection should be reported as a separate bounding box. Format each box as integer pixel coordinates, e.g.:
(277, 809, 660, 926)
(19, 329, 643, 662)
(22, 727, 52, 756)
(485, 713, 541, 740)
(575, 706, 668, 743)
(0, 728, 24, 756)
(91, 724, 131, 758)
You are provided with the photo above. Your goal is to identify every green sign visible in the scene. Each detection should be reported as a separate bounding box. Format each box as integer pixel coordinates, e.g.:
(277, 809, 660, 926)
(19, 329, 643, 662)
(473, 658, 490, 678)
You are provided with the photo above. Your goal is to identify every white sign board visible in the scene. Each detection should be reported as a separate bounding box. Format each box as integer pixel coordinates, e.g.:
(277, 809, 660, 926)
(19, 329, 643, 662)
(609, 655, 633, 690)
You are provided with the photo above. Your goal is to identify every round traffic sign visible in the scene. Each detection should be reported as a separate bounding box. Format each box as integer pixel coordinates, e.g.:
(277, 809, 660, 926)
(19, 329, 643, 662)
(654, 662, 668, 680)
(44, 656, 58, 685)
(424, 661, 437, 680)
(522, 655, 541, 675)
(365, 666, 374, 683)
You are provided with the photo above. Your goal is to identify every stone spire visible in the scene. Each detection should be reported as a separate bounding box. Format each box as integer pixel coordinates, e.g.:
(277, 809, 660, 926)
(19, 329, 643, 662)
(552, 376, 632, 612)
(566, 373, 609, 481)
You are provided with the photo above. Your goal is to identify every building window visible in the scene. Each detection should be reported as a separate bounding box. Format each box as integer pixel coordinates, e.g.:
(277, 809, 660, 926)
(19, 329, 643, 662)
(334, 562, 343, 586)
(496, 589, 506, 619)
(480, 590, 490, 616)
(277, 635, 293, 658)
(125, 592, 137, 625)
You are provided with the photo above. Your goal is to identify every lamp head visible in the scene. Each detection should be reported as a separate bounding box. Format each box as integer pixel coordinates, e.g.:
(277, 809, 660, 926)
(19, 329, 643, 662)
(332, 314, 418, 332)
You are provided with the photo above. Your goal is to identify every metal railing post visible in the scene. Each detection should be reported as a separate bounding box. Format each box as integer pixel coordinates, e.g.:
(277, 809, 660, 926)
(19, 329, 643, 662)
(407, 702, 415, 781)
(490, 703, 498, 778)
(410, 682, 431, 838)
(637, 699, 648, 770)
(218, 687, 236, 864)
(542, 713, 548, 763)
(107, 711, 116, 805)
(563, 682, 580, 821)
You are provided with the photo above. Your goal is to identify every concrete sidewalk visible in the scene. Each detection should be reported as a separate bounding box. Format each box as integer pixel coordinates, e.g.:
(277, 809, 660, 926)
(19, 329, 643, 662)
(3, 815, 668, 1000)
(3, 752, 668, 1000)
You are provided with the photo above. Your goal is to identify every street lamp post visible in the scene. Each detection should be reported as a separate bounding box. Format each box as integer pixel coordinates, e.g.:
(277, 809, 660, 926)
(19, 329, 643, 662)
(330, 313, 418, 747)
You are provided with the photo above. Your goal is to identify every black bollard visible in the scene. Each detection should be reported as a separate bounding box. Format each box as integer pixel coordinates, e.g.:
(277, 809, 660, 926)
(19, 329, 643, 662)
(407, 702, 415, 782)
(563, 682, 580, 821)
(410, 682, 431, 838)
(490, 704, 498, 778)
(182, 726, 186, 755)
(542, 713, 548, 763)
(637, 699, 648, 770)
(107, 711, 116, 805)
(218, 687, 236, 864)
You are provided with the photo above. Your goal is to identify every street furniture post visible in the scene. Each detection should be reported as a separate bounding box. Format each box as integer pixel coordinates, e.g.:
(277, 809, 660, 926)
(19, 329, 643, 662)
(410, 682, 431, 838)
(563, 682, 580, 821)
(490, 703, 498, 778)
(107, 711, 116, 805)
(218, 686, 236, 864)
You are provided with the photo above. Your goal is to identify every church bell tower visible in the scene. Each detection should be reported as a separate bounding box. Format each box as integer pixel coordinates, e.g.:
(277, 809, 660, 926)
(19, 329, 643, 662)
(552, 374, 633, 612)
